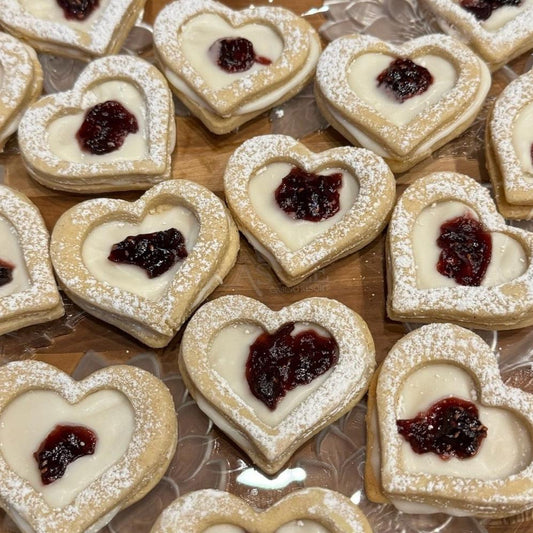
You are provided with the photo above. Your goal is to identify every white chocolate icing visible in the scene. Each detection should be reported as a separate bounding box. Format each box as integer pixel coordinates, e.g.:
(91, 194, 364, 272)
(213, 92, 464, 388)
(398, 363, 532, 479)
(482, 0, 533, 31)
(209, 322, 335, 427)
(0, 389, 134, 509)
(82, 205, 199, 301)
(276, 520, 329, 533)
(412, 200, 527, 289)
(47, 81, 147, 164)
(512, 100, 533, 176)
(0, 215, 30, 297)
(348, 53, 456, 126)
(248, 162, 359, 251)
(179, 13, 283, 91)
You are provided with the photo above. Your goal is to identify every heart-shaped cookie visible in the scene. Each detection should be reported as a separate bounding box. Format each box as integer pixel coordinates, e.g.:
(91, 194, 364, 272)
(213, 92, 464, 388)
(0, 32, 42, 152)
(180, 295, 375, 474)
(0, 359, 177, 532)
(0, 0, 146, 60)
(366, 323, 533, 517)
(387, 172, 533, 329)
(224, 134, 396, 286)
(18, 55, 175, 194)
(420, 0, 533, 70)
(50, 179, 239, 348)
(487, 67, 533, 220)
(315, 34, 491, 173)
(153, 0, 321, 134)
(151, 488, 372, 533)
(0, 185, 63, 335)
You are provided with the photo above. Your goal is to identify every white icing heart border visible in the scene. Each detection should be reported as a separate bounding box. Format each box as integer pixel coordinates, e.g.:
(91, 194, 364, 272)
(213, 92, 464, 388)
(387, 172, 533, 329)
(50, 179, 239, 348)
(0, 360, 177, 533)
(180, 295, 375, 474)
(224, 134, 396, 286)
(376, 323, 533, 516)
(18, 55, 175, 193)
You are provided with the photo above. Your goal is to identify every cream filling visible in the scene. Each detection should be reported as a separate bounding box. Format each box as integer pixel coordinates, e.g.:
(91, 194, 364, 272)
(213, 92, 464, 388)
(0, 215, 30, 298)
(47, 81, 148, 164)
(324, 57, 490, 159)
(0, 389, 135, 509)
(209, 322, 334, 427)
(18, 0, 109, 30)
(164, 36, 320, 116)
(179, 13, 283, 92)
(348, 54, 457, 127)
(412, 200, 527, 289)
(248, 162, 359, 251)
(203, 521, 329, 533)
(203, 526, 246, 533)
(480, 0, 533, 32)
(512, 100, 533, 178)
(82, 205, 199, 301)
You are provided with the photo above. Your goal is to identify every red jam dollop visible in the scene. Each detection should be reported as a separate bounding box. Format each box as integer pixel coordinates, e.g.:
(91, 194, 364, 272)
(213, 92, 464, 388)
(0, 258, 14, 287)
(108, 228, 188, 279)
(34, 424, 97, 485)
(56, 0, 99, 20)
(460, 0, 522, 21)
(377, 58, 433, 103)
(274, 167, 343, 222)
(436, 212, 492, 286)
(76, 100, 138, 155)
(246, 323, 338, 410)
(397, 397, 488, 460)
(209, 37, 272, 73)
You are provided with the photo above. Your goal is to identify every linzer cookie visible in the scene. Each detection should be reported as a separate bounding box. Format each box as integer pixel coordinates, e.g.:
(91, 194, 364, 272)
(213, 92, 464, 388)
(0, 185, 63, 335)
(0, 360, 177, 533)
(179, 295, 375, 474)
(50, 180, 239, 348)
(224, 134, 396, 286)
(315, 34, 491, 173)
(420, 0, 533, 70)
(18, 55, 175, 194)
(387, 172, 533, 329)
(0, 32, 42, 152)
(150, 488, 373, 533)
(153, 0, 321, 134)
(0, 0, 147, 60)
(366, 323, 533, 517)
(486, 67, 533, 219)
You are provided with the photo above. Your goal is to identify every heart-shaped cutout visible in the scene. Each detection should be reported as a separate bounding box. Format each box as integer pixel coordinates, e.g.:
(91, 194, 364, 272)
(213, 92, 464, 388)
(0, 32, 42, 151)
(0, 360, 177, 532)
(366, 323, 533, 517)
(18, 55, 175, 193)
(224, 134, 396, 286)
(180, 295, 375, 474)
(315, 34, 491, 172)
(420, 0, 533, 69)
(387, 171, 533, 329)
(0, 0, 146, 60)
(50, 179, 239, 348)
(487, 67, 533, 219)
(0, 185, 63, 334)
(151, 488, 372, 532)
(153, 0, 321, 134)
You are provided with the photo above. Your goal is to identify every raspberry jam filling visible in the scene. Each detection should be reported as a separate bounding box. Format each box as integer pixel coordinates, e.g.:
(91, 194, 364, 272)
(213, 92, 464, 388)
(56, 0, 99, 20)
(436, 213, 492, 286)
(377, 58, 433, 103)
(460, 0, 522, 21)
(209, 37, 272, 73)
(274, 167, 343, 222)
(0, 258, 14, 287)
(246, 323, 338, 410)
(397, 397, 488, 460)
(34, 424, 97, 485)
(108, 228, 188, 279)
(76, 100, 138, 155)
